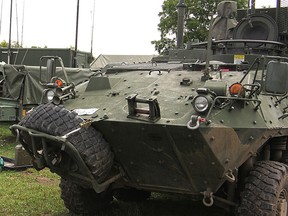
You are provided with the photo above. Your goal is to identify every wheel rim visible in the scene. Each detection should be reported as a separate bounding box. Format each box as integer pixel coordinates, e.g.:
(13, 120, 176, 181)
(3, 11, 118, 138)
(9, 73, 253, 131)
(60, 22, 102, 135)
(278, 189, 288, 216)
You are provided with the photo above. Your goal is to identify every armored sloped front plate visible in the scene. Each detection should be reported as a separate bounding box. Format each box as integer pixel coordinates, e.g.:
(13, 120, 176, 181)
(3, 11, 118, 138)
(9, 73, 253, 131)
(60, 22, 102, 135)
(85, 76, 112, 91)
(85, 76, 122, 91)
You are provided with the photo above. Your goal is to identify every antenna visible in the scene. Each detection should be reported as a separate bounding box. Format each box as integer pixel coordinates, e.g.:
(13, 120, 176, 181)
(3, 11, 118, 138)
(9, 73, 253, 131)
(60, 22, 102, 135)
(73, 0, 80, 68)
(8, 0, 13, 64)
(21, 0, 25, 47)
(90, 0, 95, 55)
(0, 0, 3, 34)
(15, 0, 19, 46)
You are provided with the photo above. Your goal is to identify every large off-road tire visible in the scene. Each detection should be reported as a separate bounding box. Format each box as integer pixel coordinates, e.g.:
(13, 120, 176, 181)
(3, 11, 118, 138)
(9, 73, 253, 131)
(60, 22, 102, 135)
(238, 161, 288, 216)
(60, 178, 113, 215)
(19, 103, 114, 182)
(114, 188, 151, 202)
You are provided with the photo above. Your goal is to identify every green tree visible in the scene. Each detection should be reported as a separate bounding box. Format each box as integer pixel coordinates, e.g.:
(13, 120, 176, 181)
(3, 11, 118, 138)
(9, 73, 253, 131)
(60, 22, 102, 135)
(152, 0, 248, 54)
(0, 40, 48, 48)
(0, 40, 22, 48)
(0, 40, 8, 48)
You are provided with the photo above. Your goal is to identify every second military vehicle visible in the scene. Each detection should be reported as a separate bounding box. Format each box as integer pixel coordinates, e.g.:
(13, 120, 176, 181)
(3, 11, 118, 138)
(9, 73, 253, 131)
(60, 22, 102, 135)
(0, 56, 94, 121)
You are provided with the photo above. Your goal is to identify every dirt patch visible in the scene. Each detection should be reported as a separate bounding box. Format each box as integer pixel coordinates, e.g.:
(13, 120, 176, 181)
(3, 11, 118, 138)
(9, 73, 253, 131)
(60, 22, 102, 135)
(21, 169, 35, 176)
(36, 176, 58, 186)
(20, 170, 59, 186)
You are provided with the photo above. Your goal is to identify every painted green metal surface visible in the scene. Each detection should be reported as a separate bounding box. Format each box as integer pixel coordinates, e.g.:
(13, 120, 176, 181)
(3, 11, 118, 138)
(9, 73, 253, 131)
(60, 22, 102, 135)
(0, 98, 18, 121)
(52, 58, 287, 194)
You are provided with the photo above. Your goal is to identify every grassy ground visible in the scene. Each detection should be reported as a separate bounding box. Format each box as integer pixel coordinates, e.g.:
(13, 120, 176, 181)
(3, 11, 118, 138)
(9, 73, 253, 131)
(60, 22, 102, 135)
(0, 168, 68, 216)
(0, 123, 16, 158)
(0, 123, 68, 216)
(0, 123, 228, 216)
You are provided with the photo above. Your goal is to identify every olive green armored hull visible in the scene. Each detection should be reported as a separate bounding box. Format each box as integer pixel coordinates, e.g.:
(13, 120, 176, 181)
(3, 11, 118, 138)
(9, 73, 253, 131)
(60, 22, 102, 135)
(49, 59, 288, 194)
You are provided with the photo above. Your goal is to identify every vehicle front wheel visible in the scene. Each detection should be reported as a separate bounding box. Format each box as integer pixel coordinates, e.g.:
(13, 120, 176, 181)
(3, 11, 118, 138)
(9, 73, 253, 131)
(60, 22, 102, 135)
(238, 161, 288, 216)
(60, 178, 113, 215)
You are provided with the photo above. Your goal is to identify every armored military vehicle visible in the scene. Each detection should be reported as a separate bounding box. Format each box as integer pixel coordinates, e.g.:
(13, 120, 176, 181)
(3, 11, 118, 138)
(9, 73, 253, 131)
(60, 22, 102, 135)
(10, 0, 288, 215)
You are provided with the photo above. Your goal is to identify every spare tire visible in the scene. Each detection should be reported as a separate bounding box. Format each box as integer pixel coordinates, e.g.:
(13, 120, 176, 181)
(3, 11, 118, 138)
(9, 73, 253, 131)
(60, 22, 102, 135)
(19, 103, 114, 182)
(233, 14, 278, 48)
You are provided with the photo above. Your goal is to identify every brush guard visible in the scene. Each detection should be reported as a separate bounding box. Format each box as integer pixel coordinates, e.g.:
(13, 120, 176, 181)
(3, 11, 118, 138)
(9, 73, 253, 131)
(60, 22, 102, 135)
(10, 125, 121, 193)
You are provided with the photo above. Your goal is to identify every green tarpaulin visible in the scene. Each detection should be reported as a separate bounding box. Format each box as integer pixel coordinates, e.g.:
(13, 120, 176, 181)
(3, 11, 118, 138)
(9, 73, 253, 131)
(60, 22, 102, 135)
(0, 64, 95, 105)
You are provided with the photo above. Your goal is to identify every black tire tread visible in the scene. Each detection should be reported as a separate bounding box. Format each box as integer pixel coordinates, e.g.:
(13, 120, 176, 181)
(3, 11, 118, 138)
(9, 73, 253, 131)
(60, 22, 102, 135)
(20, 103, 113, 182)
(60, 178, 112, 215)
(238, 161, 288, 216)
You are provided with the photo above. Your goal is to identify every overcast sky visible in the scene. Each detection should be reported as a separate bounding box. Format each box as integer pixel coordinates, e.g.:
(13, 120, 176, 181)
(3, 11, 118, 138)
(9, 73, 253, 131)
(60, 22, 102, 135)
(0, 0, 276, 56)
(0, 0, 163, 55)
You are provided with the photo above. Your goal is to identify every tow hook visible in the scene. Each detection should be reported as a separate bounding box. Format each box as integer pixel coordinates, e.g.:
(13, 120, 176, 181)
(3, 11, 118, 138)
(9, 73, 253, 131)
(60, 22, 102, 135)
(187, 115, 206, 130)
(201, 189, 214, 207)
(224, 169, 236, 183)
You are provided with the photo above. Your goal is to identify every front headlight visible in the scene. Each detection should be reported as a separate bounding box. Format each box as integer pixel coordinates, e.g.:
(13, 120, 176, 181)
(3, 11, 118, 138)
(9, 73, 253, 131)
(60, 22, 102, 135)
(193, 96, 209, 112)
(41, 89, 56, 103)
(46, 90, 55, 101)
